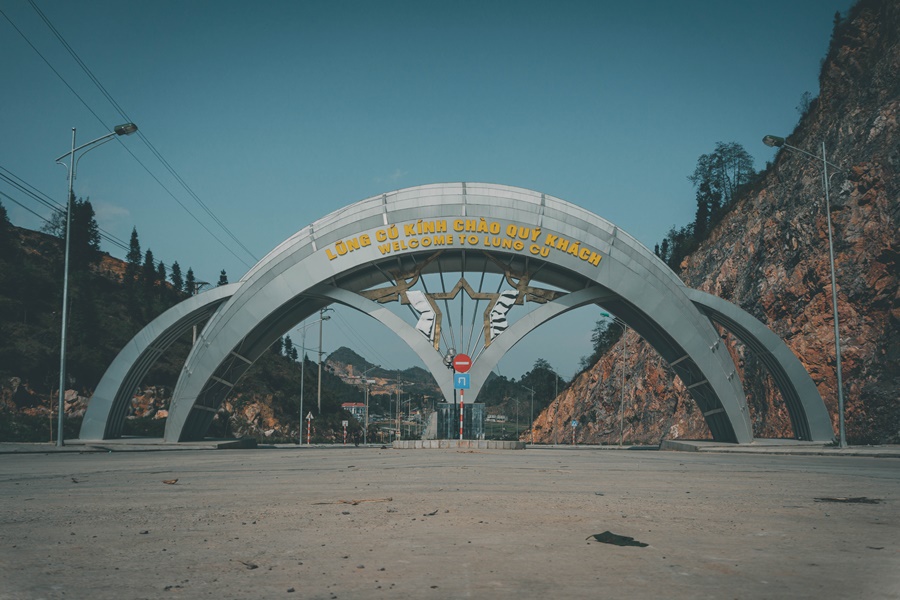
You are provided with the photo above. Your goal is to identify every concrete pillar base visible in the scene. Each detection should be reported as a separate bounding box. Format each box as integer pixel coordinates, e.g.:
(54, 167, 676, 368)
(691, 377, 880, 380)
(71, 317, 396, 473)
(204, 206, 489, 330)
(393, 440, 525, 450)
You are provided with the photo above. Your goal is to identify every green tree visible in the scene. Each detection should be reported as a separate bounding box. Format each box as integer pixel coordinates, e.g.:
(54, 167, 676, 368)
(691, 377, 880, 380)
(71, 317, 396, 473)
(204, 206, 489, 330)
(688, 153, 721, 239)
(170, 261, 184, 294)
(141, 249, 156, 297)
(185, 267, 196, 295)
(688, 142, 755, 234)
(41, 195, 101, 270)
(156, 261, 167, 299)
(661, 223, 697, 272)
(70, 198, 101, 270)
(520, 359, 566, 415)
(125, 227, 141, 286)
(0, 199, 15, 259)
(590, 319, 623, 357)
(694, 184, 710, 239)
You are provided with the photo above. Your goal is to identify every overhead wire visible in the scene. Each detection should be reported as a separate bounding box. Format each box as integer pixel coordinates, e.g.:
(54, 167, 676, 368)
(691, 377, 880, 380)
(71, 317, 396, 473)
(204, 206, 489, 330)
(0, 165, 174, 267)
(329, 309, 399, 372)
(1, 4, 255, 271)
(0, 190, 52, 225)
(26, 0, 257, 265)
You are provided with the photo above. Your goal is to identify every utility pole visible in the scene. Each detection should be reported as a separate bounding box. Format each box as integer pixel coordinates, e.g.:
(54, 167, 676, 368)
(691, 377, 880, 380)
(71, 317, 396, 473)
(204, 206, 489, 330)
(190, 281, 210, 344)
(317, 307, 332, 413)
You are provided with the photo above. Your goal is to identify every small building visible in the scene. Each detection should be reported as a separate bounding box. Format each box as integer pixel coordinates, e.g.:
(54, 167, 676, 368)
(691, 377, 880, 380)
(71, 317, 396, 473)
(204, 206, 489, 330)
(341, 402, 366, 422)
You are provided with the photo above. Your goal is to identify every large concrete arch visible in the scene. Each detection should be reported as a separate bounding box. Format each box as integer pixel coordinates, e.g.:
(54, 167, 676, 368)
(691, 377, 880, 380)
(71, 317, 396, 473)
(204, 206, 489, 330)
(80, 183, 832, 444)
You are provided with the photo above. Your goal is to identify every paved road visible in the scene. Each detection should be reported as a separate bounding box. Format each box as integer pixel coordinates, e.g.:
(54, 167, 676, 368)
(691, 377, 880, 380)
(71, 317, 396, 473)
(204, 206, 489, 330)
(1, 447, 897, 599)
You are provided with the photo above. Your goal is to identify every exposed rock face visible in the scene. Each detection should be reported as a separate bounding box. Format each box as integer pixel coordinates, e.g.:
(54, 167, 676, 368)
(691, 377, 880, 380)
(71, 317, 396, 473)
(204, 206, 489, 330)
(535, 0, 899, 445)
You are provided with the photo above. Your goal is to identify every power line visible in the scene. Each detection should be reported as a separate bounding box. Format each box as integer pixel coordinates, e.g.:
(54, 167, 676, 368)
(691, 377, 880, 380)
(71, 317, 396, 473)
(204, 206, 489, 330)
(330, 310, 400, 372)
(1, 5, 256, 270)
(26, 0, 257, 264)
(0, 190, 52, 225)
(0, 166, 177, 268)
(0, 167, 62, 212)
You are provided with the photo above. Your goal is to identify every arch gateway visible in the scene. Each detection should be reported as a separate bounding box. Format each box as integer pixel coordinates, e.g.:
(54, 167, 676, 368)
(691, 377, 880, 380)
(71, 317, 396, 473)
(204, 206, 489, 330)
(80, 183, 834, 444)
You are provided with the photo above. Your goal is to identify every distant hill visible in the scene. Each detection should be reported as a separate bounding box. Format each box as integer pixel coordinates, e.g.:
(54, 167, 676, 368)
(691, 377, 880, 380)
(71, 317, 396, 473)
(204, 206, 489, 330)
(0, 224, 422, 441)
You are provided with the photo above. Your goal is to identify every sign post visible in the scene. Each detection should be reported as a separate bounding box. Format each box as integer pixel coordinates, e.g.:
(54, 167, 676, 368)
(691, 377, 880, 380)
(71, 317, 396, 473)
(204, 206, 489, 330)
(306, 412, 314, 446)
(452, 354, 472, 441)
(342, 420, 348, 445)
(571, 419, 578, 445)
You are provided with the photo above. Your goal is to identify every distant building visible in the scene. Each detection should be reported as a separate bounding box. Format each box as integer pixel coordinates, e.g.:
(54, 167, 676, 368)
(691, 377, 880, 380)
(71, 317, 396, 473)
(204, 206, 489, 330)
(341, 402, 366, 422)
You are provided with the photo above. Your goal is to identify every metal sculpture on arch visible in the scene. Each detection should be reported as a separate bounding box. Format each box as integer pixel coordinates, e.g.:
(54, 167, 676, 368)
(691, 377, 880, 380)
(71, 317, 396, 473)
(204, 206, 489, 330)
(80, 183, 834, 444)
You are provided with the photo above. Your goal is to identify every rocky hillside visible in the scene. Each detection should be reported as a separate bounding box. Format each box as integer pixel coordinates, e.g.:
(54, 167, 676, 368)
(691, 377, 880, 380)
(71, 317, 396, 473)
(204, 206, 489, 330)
(536, 0, 899, 445)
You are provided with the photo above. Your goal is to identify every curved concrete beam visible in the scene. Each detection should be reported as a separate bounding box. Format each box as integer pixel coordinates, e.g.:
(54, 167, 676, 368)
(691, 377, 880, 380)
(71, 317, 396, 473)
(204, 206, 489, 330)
(79, 284, 240, 440)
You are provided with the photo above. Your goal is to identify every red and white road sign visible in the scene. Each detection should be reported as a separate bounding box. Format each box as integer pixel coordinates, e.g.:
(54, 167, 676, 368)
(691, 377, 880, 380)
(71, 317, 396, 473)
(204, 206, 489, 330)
(452, 353, 472, 373)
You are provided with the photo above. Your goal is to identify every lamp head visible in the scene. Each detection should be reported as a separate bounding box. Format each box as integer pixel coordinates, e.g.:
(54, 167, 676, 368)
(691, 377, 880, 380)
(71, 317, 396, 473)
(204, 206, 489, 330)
(114, 123, 138, 136)
(762, 135, 785, 148)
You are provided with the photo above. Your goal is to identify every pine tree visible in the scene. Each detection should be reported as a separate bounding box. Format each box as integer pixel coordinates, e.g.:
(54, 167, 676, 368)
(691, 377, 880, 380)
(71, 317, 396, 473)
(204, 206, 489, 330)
(70, 198, 101, 269)
(125, 227, 141, 286)
(687, 142, 753, 243)
(156, 261, 167, 298)
(283, 335, 294, 357)
(170, 261, 184, 294)
(694, 186, 709, 239)
(185, 267, 196, 295)
(141, 249, 156, 296)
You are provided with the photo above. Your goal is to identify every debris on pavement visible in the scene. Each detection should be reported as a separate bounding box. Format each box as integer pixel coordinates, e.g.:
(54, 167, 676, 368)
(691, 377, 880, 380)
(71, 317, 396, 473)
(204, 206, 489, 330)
(586, 531, 649, 547)
(312, 497, 393, 506)
(814, 497, 881, 504)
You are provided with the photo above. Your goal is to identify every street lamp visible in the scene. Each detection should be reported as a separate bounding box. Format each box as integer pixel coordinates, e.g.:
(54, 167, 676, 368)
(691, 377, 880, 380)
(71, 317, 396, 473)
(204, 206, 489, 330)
(601, 311, 628, 446)
(317, 307, 333, 414)
(295, 317, 327, 444)
(360, 364, 380, 444)
(54, 123, 138, 446)
(763, 135, 846, 448)
(521, 385, 535, 444)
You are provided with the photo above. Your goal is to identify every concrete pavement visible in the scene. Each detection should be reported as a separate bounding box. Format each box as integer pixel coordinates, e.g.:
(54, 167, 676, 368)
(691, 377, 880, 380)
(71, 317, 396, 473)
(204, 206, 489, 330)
(0, 444, 897, 599)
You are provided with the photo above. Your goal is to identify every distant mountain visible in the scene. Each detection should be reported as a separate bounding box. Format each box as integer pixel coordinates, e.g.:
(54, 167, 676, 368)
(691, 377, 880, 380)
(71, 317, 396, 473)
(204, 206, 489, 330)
(326, 346, 442, 400)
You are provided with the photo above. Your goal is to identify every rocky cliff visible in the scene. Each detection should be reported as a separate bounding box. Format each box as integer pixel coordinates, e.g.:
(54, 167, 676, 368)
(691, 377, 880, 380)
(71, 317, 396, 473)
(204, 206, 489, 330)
(535, 0, 899, 445)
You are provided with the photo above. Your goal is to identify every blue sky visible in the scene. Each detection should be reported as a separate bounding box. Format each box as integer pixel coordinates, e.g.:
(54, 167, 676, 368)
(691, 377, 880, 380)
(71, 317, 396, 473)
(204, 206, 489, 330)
(1, 0, 852, 380)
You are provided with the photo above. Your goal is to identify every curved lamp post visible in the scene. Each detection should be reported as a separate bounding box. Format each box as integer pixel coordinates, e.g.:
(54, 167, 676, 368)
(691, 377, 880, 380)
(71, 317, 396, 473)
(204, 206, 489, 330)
(296, 314, 334, 443)
(316, 307, 333, 414)
(360, 364, 380, 444)
(54, 123, 138, 446)
(763, 135, 846, 448)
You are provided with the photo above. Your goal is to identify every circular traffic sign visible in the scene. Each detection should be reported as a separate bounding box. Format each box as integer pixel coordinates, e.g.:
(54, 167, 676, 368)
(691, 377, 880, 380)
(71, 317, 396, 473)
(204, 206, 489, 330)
(452, 353, 472, 373)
